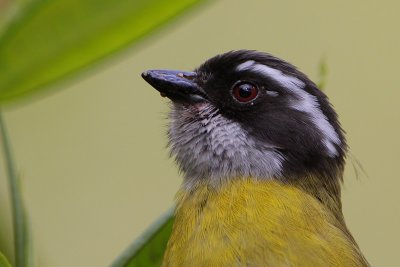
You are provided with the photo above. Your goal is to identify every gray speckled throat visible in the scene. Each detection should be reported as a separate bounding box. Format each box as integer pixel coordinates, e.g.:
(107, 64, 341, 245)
(168, 102, 284, 188)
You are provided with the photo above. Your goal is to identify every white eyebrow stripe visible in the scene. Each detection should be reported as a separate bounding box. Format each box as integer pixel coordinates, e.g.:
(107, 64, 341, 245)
(236, 60, 341, 157)
(236, 60, 255, 71)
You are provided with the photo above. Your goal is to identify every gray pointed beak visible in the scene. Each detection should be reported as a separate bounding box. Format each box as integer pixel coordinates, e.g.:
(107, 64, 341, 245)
(141, 70, 206, 103)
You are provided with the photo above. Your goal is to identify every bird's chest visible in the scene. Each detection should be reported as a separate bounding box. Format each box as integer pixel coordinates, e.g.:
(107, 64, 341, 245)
(162, 179, 365, 267)
(163, 180, 318, 266)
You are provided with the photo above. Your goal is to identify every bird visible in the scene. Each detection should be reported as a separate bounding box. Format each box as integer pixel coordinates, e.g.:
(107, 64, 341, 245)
(141, 50, 370, 267)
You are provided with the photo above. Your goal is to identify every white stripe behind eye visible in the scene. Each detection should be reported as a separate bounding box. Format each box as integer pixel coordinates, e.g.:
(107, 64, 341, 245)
(236, 60, 341, 157)
(236, 60, 255, 71)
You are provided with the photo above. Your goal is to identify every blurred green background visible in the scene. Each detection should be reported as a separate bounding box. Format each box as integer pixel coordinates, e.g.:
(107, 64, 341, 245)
(1, 0, 399, 266)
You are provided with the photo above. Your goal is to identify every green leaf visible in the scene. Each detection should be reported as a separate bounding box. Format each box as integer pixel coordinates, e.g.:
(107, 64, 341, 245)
(110, 208, 174, 267)
(0, 0, 207, 103)
(0, 251, 12, 267)
(0, 111, 32, 267)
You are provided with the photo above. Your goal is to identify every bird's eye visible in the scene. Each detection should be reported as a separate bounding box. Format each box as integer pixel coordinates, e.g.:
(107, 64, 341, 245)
(232, 82, 259, 103)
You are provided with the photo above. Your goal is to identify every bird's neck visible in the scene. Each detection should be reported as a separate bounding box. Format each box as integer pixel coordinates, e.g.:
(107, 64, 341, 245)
(290, 175, 344, 223)
(177, 176, 344, 223)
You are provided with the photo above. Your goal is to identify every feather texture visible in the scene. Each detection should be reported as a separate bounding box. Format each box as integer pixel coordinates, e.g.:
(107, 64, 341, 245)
(163, 178, 369, 267)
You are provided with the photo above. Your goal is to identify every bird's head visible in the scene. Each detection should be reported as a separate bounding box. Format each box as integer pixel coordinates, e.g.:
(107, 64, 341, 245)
(142, 50, 347, 188)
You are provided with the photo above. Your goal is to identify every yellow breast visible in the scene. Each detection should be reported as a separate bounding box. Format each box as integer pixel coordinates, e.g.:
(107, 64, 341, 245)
(162, 178, 368, 267)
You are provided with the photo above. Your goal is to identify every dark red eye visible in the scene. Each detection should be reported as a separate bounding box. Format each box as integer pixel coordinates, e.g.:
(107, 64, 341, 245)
(232, 82, 259, 103)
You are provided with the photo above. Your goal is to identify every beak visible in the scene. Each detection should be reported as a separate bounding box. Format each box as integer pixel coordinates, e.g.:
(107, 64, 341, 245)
(141, 70, 206, 103)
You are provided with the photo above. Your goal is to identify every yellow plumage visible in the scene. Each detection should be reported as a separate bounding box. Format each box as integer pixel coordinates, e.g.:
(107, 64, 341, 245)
(163, 178, 368, 267)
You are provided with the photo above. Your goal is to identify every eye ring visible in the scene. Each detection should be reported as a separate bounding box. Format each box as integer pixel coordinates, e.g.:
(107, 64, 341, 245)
(231, 81, 259, 103)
